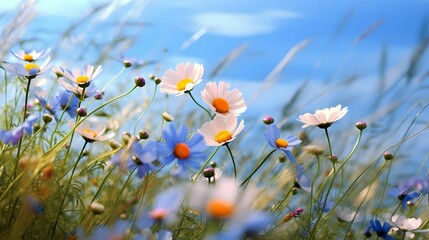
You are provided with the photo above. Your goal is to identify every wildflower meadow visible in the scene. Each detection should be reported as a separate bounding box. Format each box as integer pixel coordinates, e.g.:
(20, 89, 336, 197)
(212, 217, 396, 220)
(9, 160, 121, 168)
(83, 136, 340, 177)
(1, 1, 429, 239)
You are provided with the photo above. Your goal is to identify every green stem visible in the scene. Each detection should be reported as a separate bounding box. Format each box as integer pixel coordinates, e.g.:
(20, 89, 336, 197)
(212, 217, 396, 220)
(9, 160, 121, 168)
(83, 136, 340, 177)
(51, 141, 89, 240)
(225, 144, 237, 178)
(323, 127, 333, 158)
(102, 67, 126, 93)
(308, 155, 321, 228)
(187, 91, 213, 119)
(240, 150, 276, 187)
(133, 84, 158, 134)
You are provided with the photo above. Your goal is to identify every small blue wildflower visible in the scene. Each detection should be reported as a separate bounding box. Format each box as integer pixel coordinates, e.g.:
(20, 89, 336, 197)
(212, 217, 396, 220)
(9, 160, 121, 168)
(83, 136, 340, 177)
(264, 124, 301, 162)
(25, 195, 43, 214)
(364, 219, 393, 240)
(158, 124, 207, 175)
(89, 220, 130, 240)
(110, 140, 158, 178)
(389, 176, 429, 207)
(35, 88, 78, 119)
(0, 114, 39, 145)
(137, 189, 183, 228)
(296, 164, 311, 192)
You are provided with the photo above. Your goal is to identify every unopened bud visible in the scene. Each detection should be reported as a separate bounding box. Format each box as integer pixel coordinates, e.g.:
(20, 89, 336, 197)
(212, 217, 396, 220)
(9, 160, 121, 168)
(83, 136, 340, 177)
(384, 152, 394, 161)
(42, 114, 53, 123)
(41, 165, 54, 180)
(303, 145, 324, 156)
(109, 140, 121, 150)
(149, 74, 156, 80)
(33, 123, 41, 132)
(210, 161, 217, 168)
(82, 150, 90, 157)
(124, 60, 132, 68)
(122, 132, 132, 144)
(134, 76, 146, 87)
(203, 168, 215, 178)
(278, 154, 287, 163)
(263, 116, 275, 125)
(292, 187, 299, 195)
(77, 107, 87, 117)
(138, 130, 149, 140)
(154, 77, 161, 85)
(329, 154, 338, 163)
(89, 202, 105, 215)
(94, 91, 103, 100)
(355, 121, 367, 131)
(162, 112, 174, 122)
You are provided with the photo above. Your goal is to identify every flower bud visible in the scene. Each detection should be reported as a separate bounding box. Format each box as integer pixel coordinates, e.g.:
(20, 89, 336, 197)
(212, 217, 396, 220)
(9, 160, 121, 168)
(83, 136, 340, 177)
(134, 76, 146, 87)
(162, 112, 174, 122)
(203, 168, 215, 178)
(109, 140, 121, 150)
(82, 150, 90, 157)
(303, 145, 324, 156)
(122, 132, 132, 144)
(278, 154, 287, 163)
(355, 121, 367, 130)
(149, 74, 156, 80)
(33, 123, 41, 133)
(77, 107, 87, 117)
(94, 91, 103, 100)
(210, 161, 217, 168)
(263, 116, 274, 125)
(138, 130, 149, 140)
(123, 60, 132, 68)
(384, 152, 394, 161)
(41, 165, 54, 180)
(154, 77, 161, 85)
(329, 154, 338, 163)
(89, 202, 105, 215)
(42, 114, 53, 123)
(292, 187, 299, 195)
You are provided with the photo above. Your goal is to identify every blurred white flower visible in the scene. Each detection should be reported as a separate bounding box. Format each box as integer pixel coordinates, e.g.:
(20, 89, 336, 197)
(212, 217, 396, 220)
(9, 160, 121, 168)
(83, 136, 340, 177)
(298, 104, 348, 128)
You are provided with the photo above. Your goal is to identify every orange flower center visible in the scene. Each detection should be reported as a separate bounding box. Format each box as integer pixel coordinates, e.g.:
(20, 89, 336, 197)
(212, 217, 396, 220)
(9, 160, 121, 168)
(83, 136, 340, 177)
(174, 143, 190, 159)
(212, 98, 229, 114)
(275, 138, 288, 148)
(177, 78, 193, 91)
(23, 54, 34, 61)
(214, 130, 232, 144)
(83, 129, 98, 138)
(24, 63, 40, 73)
(149, 208, 168, 221)
(76, 75, 89, 84)
(207, 199, 235, 219)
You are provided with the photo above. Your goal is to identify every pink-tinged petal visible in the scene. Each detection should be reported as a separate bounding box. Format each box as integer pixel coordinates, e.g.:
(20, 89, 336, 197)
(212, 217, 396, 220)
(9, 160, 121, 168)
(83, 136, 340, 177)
(233, 119, 245, 137)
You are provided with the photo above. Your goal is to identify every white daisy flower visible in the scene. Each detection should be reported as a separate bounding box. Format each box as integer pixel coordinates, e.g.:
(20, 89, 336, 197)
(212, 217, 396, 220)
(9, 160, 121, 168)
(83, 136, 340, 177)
(198, 114, 244, 146)
(10, 48, 50, 62)
(201, 81, 247, 116)
(160, 63, 204, 95)
(69, 120, 114, 142)
(60, 64, 102, 87)
(298, 104, 348, 128)
(3, 57, 51, 78)
(391, 215, 423, 239)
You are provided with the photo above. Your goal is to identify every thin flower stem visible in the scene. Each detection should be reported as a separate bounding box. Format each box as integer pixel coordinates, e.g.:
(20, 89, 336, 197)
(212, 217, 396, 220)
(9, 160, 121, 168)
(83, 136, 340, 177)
(187, 91, 213, 119)
(18, 123, 47, 158)
(308, 155, 321, 227)
(193, 146, 220, 183)
(128, 173, 153, 240)
(49, 93, 75, 147)
(51, 140, 89, 240)
(323, 127, 333, 158)
(240, 150, 276, 187)
(225, 144, 237, 178)
(14, 77, 32, 178)
(102, 67, 126, 93)
(133, 83, 158, 134)
(271, 186, 294, 214)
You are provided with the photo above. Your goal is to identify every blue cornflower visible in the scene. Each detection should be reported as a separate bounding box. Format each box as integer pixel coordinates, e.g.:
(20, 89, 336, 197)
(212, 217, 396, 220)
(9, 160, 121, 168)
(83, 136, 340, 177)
(0, 114, 39, 145)
(35, 88, 78, 119)
(364, 219, 393, 240)
(389, 176, 429, 207)
(110, 140, 158, 178)
(137, 189, 183, 228)
(158, 124, 207, 174)
(264, 124, 301, 162)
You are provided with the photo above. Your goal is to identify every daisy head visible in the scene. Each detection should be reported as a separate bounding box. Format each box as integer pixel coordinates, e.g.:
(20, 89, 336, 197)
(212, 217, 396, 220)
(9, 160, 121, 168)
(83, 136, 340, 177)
(198, 115, 244, 146)
(60, 64, 102, 88)
(10, 48, 50, 62)
(69, 120, 114, 143)
(264, 124, 301, 162)
(160, 63, 204, 95)
(201, 81, 247, 116)
(3, 57, 51, 78)
(298, 104, 348, 129)
(57, 78, 99, 99)
(158, 124, 207, 175)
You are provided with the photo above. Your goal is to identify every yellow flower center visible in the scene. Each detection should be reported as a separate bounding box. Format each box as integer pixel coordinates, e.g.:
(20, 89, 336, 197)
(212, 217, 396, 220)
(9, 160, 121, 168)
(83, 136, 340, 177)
(214, 130, 232, 144)
(23, 54, 34, 61)
(83, 129, 98, 138)
(149, 208, 168, 221)
(207, 199, 235, 219)
(212, 98, 229, 114)
(24, 63, 40, 73)
(177, 78, 193, 91)
(174, 143, 190, 159)
(76, 75, 89, 84)
(275, 138, 288, 148)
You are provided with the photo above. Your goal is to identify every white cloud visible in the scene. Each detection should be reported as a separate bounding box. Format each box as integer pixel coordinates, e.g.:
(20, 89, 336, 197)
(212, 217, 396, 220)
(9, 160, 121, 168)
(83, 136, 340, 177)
(193, 10, 301, 37)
